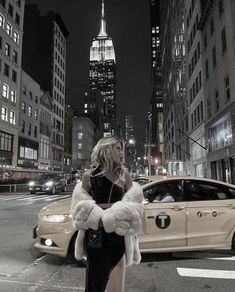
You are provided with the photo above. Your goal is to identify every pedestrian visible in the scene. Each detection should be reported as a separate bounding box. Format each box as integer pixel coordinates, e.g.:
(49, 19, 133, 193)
(71, 135, 143, 292)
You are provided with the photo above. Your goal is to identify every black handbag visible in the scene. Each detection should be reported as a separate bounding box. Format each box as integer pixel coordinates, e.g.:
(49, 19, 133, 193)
(87, 181, 114, 248)
(87, 227, 103, 248)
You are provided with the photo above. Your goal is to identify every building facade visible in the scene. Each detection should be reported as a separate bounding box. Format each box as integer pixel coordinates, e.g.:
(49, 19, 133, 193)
(64, 104, 73, 174)
(72, 115, 95, 172)
(185, 0, 207, 177)
(199, 0, 235, 183)
(39, 91, 53, 170)
(0, 0, 25, 168)
(18, 70, 40, 169)
(149, 0, 164, 167)
(22, 4, 69, 171)
(160, 0, 187, 175)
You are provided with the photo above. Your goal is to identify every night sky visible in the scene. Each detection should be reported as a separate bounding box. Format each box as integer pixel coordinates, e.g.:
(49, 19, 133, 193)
(25, 0, 152, 143)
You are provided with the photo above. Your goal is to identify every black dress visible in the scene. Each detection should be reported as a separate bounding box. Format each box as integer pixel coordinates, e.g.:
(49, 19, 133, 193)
(84, 169, 125, 292)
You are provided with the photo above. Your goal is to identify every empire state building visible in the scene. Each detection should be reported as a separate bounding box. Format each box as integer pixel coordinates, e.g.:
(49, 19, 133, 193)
(85, 0, 117, 137)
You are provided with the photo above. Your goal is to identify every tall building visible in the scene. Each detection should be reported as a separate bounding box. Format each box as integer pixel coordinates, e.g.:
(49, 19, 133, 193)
(22, 4, 69, 171)
(185, 0, 206, 177)
(18, 70, 40, 169)
(125, 115, 137, 172)
(149, 0, 164, 166)
(0, 0, 25, 168)
(85, 0, 117, 137)
(198, 0, 235, 183)
(160, 0, 187, 175)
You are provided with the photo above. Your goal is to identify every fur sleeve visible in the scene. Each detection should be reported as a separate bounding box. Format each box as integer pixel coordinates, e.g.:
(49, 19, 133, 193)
(71, 182, 104, 230)
(102, 182, 144, 235)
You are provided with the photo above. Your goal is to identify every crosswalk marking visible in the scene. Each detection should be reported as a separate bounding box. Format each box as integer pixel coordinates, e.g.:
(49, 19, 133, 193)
(0, 194, 70, 203)
(177, 267, 235, 279)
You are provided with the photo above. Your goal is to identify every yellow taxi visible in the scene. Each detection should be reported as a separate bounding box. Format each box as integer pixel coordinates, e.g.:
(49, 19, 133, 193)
(33, 176, 235, 257)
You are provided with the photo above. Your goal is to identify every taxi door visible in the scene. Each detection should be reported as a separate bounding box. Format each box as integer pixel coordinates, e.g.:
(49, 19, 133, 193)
(185, 179, 235, 248)
(139, 180, 187, 252)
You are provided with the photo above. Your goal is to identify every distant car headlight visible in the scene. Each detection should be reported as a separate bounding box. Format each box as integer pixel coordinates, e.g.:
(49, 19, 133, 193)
(45, 181, 53, 187)
(28, 181, 35, 186)
(42, 214, 72, 223)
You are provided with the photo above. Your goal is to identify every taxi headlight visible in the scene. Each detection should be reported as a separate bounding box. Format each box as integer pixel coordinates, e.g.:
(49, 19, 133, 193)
(28, 181, 35, 186)
(45, 181, 53, 187)
(42, 214, 72, 223)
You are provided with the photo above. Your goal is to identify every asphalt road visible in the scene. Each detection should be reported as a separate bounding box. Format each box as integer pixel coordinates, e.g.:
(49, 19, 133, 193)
(1, 187, 235, 291)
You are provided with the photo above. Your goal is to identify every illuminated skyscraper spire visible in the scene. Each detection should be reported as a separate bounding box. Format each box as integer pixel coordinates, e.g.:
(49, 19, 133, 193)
(87, 0, 117, 136)
(98, 0, 107, 38)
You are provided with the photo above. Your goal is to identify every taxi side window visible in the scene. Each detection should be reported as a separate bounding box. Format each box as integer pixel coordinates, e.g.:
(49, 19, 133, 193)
(185, 180, 228, 201)
(143, 181, 183, 203)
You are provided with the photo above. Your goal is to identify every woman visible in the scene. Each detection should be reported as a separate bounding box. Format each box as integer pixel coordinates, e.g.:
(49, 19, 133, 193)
(71, 135, 143, 292)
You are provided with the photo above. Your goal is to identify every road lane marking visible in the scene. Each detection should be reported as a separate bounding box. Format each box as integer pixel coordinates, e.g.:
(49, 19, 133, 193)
(177, 267, 235, 279)
(0, 278, 84, 290)
(173, 252, 235, 261)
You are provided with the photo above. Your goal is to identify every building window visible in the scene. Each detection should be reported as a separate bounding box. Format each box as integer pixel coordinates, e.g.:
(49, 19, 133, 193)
(34, 109, 38, 120)
(34, 126, 37, 138)
(9, 110, 15, 124)
(205, 59, 209, 80)
(8, 4, 13, 17)
(22, 86, 26, 95)
(15, 13, 20, 26)
(1, 106, 7, 121)
(10, 89, 16, 103)
(0, 131, 12, 152)
(21, 120, 25, 133)
(2, 83, 9, 98)
(212, 46, 216, 68)
(29, 91, 33, 100)
(225, 75, 230, 102)
(0, 13, 5, 28)
(4, 63, 9, 76)
(28, 106, 32, 117)
(21, 101, 25, 113)
(4, 43, 10, 56)
(6, 23, 12, 36)
(208, 115, 232, 151)
(28, 123, 31, 135)
(13, 31, 19, 44)
(16, 0, 21, 8)
(12, 70, 17, 82)
(13, 50, 17, 63)
(214, 89, 219, 112)
(218, 0, 224, 17)
(210, 17, 214, 35)
(0, 0, 6, 8)
(221, 26, 227, 53)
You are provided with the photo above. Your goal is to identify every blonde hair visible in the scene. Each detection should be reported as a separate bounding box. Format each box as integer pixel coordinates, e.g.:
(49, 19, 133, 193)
(91, 135, 125, 181)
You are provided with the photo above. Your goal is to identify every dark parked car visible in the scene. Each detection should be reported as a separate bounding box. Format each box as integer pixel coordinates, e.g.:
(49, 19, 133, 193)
(28, 173, 67, 194)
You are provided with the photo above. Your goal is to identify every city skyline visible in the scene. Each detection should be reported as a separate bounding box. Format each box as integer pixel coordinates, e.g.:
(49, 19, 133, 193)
(25, 0, 152, 143)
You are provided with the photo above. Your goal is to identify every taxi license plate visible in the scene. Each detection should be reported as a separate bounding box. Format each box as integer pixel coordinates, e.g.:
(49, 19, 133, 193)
(35, 187, 40, 190)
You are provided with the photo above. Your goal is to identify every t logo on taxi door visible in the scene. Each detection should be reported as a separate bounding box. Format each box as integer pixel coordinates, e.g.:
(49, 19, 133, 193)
(155, 212, 171, 229)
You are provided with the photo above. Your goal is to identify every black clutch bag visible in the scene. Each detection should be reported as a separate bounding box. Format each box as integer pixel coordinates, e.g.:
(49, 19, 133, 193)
(87, 228, 103, 248)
